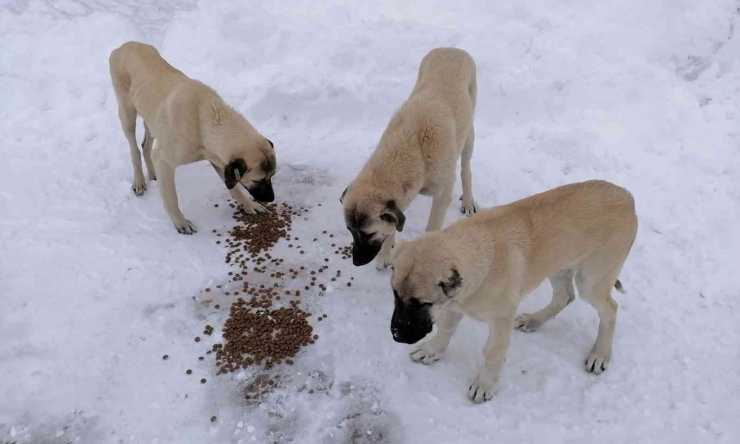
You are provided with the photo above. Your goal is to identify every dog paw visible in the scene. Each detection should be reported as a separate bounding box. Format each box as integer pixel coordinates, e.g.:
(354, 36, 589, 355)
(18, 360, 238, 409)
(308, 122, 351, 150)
(132, 178, 147, 196)
(585, 349, 611, 375)
(409, 342, 446, 365)
(459, 195, 477, 216)
(514, 313, 543, 332)
(375, 252, 393, 271)
(240, 200, 267, 214)
(468, 370, 497, 404)
(174, 219, 197, 235)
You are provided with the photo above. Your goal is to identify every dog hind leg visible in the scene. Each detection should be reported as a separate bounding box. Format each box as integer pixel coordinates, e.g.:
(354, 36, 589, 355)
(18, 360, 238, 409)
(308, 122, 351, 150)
(142, 122, 156, 181)
(515, 269, 575, 332)
(118, 106, 146, 195)
(460, 124, 477, 215)
(576, 268, 618, 375)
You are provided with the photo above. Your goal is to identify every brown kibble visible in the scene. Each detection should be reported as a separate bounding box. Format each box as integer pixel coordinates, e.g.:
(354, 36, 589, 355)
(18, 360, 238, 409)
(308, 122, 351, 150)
(186, 369, 192, 375)
(199, 356, 204, 361)
(201, 378, 207, 384)
(215, 204, 219, 207)
(313, 335, 318, 340)
(162, 355, 169, 360)
(195, 337, 201, 342)
(215, 304, 220, 308)
(347, 282, 352, 287)
(205, 288, 211, 292)
(211, 416, 217, 422)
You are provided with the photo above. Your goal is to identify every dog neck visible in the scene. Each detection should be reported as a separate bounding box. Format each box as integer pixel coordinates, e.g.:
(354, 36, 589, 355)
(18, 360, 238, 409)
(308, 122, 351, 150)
(445, 228, 496, 304)
(198, 96, 259, 166)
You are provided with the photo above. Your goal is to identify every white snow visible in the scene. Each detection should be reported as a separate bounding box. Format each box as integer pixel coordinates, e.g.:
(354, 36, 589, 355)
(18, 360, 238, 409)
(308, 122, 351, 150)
(1, 0, 739, 443)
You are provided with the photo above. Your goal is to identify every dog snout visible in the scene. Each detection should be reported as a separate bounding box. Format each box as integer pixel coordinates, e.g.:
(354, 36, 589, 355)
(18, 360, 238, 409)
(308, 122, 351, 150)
(351, 239, 382, 266)
(247, 180, 275, 202)
(390, 302, 433, 344)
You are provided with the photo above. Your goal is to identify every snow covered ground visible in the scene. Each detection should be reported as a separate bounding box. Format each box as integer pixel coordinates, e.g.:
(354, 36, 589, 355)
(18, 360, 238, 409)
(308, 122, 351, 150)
(2, 0, 740, 442)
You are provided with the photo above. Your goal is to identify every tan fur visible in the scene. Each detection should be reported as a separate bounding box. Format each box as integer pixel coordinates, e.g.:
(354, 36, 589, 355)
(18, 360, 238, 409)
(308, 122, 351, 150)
(109, 41, 276, 234)
(341, 48, 478, 269)
(390, 180, 638, 403)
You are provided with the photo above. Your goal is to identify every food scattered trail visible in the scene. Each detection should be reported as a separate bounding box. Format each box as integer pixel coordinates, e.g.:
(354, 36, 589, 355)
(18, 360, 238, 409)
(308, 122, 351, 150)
(197, 201, 352, 383)
(2, 0, 739, 443)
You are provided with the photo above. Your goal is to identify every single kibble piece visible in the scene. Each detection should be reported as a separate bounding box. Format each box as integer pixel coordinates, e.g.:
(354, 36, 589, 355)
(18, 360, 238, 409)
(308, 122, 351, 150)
(201, 378, 207, 384)
(162, 355, 169, 360)
(211, 416, 217, 422)
(195, 337, 201, 342)
(347, 282, 352, 287)
(186, 369, 192, 375)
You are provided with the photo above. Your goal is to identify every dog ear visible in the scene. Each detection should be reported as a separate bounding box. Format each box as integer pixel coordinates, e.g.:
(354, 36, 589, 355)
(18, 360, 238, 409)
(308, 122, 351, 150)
(340, 187, 348, 204)
(439, 269, 463, 298)
(266, 138, 274, 149)
(381, 200, 405, 232)
(224, 159, 248, 190)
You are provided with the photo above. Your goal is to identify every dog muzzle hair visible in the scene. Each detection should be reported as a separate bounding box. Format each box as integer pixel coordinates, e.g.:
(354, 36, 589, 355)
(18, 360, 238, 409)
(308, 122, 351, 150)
(390, 296, 433, 344)
(351, 237, 384, 266)
(245, 178, 275, 202)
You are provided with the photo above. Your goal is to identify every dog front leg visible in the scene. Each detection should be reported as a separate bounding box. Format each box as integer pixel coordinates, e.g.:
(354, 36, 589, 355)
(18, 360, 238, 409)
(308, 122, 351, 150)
(154, 155, 196, 234)
(468, 312, 515, 403)
(209, 162, 266, 214)
(410, 309, 463, 364)
(425, 188, 453, 232)
(375, 232, 395, 270)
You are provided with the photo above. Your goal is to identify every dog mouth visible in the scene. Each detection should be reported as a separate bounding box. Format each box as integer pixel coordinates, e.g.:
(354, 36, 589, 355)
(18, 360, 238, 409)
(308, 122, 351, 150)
(390, 298, 434, 343)
(245, 180, 275, 202)
(351, 238, 383, 266)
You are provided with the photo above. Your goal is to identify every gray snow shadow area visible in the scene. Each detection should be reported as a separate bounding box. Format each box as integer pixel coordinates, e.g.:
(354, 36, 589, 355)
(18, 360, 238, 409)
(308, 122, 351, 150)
(233, 370, 400, 444)
(180, 164, 401, 444)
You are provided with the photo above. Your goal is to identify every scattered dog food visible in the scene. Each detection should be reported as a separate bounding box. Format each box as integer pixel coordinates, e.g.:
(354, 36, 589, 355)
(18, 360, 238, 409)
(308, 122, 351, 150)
(191, 201, 359, 395)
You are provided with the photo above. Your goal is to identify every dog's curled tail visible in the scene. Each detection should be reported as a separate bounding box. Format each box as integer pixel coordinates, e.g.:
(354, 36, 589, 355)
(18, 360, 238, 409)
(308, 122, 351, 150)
(614, 279, 626, 294)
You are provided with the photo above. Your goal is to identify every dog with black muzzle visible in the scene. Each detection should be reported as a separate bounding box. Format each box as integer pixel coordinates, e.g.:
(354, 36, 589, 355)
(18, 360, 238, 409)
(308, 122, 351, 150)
(390, 180, 638, 403)
(341, 47, 479, 269)
(109, 41, 276, 234)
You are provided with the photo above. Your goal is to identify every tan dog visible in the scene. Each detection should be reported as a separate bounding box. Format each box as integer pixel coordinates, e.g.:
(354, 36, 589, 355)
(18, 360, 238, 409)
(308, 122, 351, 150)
(341, 47, 478, 269)
(109, 41, 276, 234)
(390, 180, 638, 403)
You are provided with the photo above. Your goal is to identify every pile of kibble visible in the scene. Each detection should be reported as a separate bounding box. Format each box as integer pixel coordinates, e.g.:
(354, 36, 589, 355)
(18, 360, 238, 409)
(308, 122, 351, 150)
(208, 201, 354, 373)
(168, 198, 360, 412)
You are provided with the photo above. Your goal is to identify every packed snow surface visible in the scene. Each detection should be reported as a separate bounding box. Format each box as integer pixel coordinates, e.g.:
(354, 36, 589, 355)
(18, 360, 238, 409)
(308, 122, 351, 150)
(1, 0, 739, 443)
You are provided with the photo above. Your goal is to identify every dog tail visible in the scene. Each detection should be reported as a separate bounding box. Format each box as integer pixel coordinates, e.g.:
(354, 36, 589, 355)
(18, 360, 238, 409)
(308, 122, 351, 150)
(614, 279, 626, 294)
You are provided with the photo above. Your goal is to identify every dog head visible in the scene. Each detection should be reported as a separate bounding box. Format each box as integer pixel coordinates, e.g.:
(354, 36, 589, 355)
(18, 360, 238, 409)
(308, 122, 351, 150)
(224, 138, 276, 202)
(340, 182, 406, 266)
(389, 239, 464, 344)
